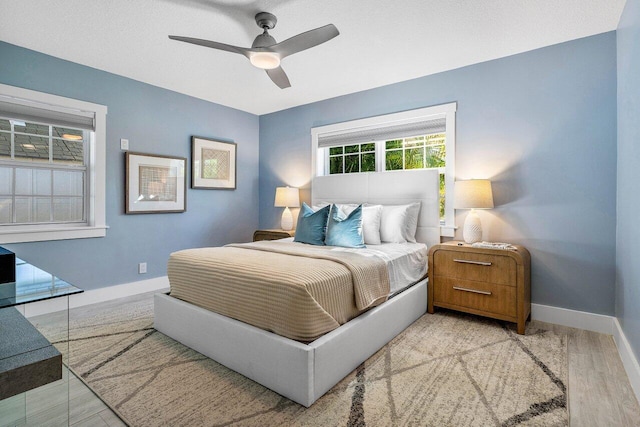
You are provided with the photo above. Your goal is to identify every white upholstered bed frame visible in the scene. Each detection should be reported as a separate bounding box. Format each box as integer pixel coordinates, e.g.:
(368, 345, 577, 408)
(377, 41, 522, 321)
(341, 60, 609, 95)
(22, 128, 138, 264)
(154, 169, 440, 407)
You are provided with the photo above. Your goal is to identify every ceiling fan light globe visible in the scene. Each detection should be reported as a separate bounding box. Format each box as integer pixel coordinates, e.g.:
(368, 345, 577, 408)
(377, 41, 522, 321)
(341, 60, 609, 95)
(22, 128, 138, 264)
(250, 52, 280, 69)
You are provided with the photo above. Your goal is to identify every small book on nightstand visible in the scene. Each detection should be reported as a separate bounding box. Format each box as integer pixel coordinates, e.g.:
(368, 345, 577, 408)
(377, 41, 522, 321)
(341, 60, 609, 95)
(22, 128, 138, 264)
(471, 241, 518, 250)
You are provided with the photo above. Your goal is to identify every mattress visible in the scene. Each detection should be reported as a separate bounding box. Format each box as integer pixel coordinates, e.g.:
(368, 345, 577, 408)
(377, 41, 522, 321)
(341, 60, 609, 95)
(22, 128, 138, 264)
(168, 240, 427, 341)
(276, 238, 428, 295)
(167, 240, 395, 342)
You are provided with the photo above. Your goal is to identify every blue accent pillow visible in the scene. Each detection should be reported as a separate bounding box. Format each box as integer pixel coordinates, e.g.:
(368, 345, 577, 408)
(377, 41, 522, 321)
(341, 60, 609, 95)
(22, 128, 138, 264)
(325, 204, 365, 248)
(294, 203, 330, 245)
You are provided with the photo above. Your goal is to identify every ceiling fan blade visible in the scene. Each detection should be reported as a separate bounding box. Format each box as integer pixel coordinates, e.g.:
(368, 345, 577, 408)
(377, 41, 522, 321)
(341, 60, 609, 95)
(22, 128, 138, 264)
(272, 24, 339, 59)
(169, 35, 250, 58)
(266, 67, 291, 89)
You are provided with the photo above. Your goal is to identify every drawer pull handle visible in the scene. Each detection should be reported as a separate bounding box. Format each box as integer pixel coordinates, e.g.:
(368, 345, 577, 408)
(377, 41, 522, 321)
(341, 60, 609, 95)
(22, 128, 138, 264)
(453, 286, 492, 296)
(453, 258, 492, 266)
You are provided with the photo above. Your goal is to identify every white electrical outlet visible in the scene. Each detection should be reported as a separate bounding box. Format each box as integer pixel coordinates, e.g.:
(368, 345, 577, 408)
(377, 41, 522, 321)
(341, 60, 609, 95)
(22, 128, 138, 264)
(120, 138, 129, 150)
(138, 262, 147, 274)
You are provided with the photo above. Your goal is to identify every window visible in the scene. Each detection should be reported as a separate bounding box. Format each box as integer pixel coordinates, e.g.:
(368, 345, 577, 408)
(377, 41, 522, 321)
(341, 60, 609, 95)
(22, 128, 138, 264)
(0, 84, 107, 244)
(328, 143, 376, 174)
(384, 133, 446, 171)
(312, 103, 456, 236)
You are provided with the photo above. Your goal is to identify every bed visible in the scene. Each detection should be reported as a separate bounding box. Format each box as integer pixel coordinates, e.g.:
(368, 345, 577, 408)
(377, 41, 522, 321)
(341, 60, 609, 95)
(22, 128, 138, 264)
(154, 169, 441, 407)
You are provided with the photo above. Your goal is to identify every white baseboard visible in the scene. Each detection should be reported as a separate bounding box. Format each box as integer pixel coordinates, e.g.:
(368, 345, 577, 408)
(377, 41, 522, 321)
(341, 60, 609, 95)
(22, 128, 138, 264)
(532, 302, 640, 404)
(69, 276, 169, 309)
(23, 276, 169, 318)
(531, 303, 614, 335)
(612, 318, 640, 403)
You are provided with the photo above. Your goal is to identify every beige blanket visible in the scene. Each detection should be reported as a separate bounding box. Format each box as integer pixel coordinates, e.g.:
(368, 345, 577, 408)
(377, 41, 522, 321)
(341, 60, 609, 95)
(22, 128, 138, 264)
(167, 241, 390, 342)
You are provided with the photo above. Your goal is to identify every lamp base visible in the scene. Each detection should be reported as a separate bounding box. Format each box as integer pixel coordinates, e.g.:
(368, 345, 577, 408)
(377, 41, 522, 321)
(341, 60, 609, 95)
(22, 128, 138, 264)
(463, 209, 483, 243)
(281, 207, 293, 231)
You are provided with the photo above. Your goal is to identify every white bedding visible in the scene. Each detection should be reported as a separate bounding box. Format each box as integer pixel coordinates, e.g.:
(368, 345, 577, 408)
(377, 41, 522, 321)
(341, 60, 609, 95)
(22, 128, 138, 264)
(275, 238, 428, 295)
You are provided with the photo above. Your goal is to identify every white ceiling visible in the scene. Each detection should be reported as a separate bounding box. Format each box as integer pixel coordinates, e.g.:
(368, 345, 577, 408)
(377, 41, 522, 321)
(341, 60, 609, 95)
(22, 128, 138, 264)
(0, 0, 626, 115)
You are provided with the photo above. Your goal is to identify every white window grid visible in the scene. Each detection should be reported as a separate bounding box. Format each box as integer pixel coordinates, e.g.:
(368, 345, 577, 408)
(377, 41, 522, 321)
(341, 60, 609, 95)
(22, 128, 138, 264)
(327, 142, 377, 174)
(324, 133, 447, 221)
(0, 117, 88, 226)
(384, 134, 445, 170)
(325, 135, 445, 173)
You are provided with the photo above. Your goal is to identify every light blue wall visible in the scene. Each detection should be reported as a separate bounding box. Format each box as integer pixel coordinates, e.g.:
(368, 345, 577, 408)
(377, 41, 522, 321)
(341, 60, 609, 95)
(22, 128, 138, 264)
(259, 33, 618, 315)
(616, 0, 640, 360)
(0, 41, 260, 290)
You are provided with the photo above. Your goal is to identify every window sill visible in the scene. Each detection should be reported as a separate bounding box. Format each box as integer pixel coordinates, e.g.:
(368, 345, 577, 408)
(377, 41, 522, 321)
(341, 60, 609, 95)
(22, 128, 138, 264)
(440, 225, 456, 238)
(0, 225, 109, 244)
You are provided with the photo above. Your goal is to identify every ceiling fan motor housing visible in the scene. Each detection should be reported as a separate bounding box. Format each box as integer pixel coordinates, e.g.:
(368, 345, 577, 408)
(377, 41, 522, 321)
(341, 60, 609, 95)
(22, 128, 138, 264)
(252, 32, 277, 48)
(255, 12, 277, 30)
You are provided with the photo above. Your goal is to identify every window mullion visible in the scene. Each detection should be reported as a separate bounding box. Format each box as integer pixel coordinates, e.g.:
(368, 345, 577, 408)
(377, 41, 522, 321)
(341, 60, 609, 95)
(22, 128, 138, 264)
(423, 143, 427, 169)
(49, 125, 53, 222)
(376, 141, 385, 171)
(402, 138, 406, 169)
(48, 125, 53, 163)
(322, 148, 331, 175)
(50, 169, 54, 223)
(10, 120, 15, 160)
(11, 167, 16, 224)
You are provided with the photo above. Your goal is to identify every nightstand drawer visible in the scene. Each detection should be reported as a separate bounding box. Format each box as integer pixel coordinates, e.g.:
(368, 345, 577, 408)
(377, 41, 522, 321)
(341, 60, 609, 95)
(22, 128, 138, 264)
(434, 250, 516, 286)
(433, 277, 516, 318)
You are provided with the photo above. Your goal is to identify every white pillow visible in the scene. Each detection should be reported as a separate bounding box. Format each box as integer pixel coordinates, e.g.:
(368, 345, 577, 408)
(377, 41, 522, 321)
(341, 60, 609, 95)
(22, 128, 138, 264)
(335, 203, 359, 215)
(380, 202, 421, 243)
(362, 205, 383, 245)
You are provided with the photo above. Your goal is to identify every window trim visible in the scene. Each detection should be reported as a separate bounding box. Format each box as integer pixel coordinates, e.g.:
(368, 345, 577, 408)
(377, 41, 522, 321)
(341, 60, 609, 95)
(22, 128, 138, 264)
(311, 102, 456, 237)
(0, 83, 108, 243)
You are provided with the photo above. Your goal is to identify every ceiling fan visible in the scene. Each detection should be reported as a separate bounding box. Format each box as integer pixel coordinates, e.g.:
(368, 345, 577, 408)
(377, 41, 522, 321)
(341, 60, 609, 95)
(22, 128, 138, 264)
(169, 12, 339, 89)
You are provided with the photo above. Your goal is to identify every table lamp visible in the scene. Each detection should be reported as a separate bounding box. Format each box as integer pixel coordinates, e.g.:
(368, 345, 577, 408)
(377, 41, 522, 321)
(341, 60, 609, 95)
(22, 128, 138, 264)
(274, 186, 300, 231)
(454, 179, 494, 243)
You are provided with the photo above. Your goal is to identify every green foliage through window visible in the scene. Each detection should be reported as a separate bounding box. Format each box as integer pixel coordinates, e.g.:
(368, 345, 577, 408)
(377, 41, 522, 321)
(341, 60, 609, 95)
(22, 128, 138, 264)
(326, 132, 446, 219)
(329, 143, 376, 174)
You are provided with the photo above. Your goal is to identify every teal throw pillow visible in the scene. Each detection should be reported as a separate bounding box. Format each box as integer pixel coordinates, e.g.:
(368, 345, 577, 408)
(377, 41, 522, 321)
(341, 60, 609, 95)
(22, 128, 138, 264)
(294, 203, 330, 245)
(325, 204, 365, 248)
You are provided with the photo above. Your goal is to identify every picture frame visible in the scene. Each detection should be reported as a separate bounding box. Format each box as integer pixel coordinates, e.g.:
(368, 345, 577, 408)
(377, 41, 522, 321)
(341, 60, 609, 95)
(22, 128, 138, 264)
(191, 136, 237, 190)
(125, 152, 187, 214)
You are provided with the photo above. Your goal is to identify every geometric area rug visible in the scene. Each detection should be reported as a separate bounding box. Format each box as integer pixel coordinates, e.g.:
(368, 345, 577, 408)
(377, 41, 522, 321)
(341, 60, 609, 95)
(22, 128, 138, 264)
(40, 296, 568, 426)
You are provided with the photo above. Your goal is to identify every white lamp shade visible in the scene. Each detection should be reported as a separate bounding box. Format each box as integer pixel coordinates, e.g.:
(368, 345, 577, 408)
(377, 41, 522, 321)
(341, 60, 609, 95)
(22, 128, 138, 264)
(454, 179, 493, 244)
(454, 179, 494, 209)
(274, 187, 300, 208)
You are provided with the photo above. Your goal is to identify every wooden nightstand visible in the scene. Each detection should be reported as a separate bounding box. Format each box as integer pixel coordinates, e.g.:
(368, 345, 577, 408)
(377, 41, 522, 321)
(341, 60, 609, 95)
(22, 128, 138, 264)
(253, 229, 295, 242)
(428, 241, 531, 334)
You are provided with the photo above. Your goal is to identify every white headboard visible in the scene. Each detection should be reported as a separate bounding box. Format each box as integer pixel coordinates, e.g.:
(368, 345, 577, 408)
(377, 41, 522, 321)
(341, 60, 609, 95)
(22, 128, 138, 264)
(312, 170, 441, 248)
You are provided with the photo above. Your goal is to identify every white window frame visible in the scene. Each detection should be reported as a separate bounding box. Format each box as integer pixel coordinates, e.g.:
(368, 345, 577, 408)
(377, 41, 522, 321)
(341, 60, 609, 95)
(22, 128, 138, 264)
(311, 102, 456, 237)
(0, 83, 108, 243)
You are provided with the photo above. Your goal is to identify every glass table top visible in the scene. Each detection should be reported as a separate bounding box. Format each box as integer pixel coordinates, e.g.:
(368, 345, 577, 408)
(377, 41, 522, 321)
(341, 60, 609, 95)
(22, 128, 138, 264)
(0, 258, 83, 309)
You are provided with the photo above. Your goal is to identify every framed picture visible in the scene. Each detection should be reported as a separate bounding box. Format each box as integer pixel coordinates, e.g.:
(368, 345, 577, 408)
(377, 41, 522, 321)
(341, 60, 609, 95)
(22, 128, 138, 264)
(125, 152, 187, 214)
(191, 136, 236, 189)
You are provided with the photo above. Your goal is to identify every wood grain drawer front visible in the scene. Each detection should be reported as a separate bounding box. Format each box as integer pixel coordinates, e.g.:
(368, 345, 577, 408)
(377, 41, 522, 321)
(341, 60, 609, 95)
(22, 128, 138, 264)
(434, 250, 516, 286)
(433, 277, 516, 318)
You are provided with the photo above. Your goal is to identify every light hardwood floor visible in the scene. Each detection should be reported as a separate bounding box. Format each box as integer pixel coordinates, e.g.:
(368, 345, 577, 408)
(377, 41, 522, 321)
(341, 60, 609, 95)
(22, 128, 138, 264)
(3, 292, 639, 426)
(530, 319, 640, 426)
